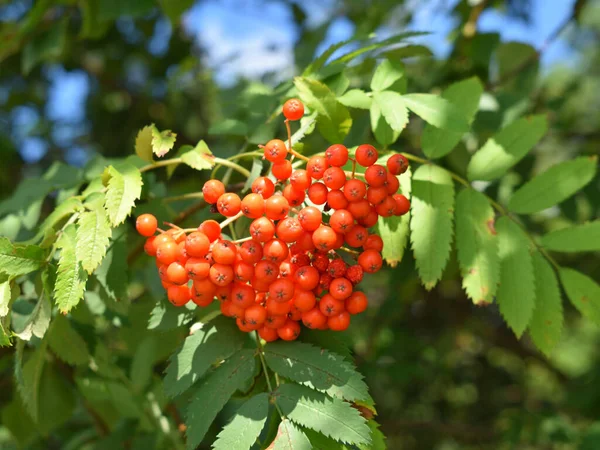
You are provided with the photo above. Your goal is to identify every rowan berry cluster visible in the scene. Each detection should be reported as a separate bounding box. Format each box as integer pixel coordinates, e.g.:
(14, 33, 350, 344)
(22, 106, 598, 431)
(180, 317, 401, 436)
(135, 98, 409, 342)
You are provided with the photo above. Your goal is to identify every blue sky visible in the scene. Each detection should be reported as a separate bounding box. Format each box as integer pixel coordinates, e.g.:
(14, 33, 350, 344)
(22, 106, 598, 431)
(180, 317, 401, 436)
(11, 0, 578, 164)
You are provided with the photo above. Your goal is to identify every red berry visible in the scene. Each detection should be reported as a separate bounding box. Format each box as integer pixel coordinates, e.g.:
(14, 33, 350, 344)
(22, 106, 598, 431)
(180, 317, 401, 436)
(203, 180, 226, 204)
(252, 177, 275, 199)
(136, 214, 157, 237)
(325, 144, 349, 167)
(283, 98, 304, 121)
(387, 154, 409, 175)
(263, 139, 288, 163)
(355, 144, 378, 167)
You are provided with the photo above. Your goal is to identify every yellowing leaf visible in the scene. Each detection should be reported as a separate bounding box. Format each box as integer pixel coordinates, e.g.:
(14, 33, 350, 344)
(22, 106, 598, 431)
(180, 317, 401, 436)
(150, 124, 177, 158)
(180, 140, 215, 171)
(103, 162, 143, 226)
(134, 125, 154, 162)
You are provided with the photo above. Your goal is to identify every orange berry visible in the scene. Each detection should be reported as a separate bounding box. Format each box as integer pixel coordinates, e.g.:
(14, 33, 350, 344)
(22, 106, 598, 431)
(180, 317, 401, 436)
(283, 98, 304, 121)
(363, 234, 384, 252)
(322, 166, 346, 190)
(185, 231, 210, 257)
(366, 186, 388, 205)
(283, 184, 306, 207)
(144, 236, 158, 256)
(136, 214, 157, 237)
(298, 206, 322, 231)
(202, 180, 225, 204)
(329, 277, 353, 300)
(330, 209, 355, 234)
(290, 169, 311, 191)
(240, 193, 265, 218)
(343, 179, 367, 201)
(167, 285, 191, 307)
(327, 311, 350, 331)
(327, 189, 349, 210)
(277, 319, 301, 341)
(265, 195, 290, 221)
(345, 291, 368, 314)
(319, 294, 345, 317)
(345, 225, 368, 248)
(258, 325, 279, 342)
(276, 217, 304, 243)
(239, 240, 263, 264)
(365, 164, 387, 187)
(307, 182, 328, 205)
(358, 249, 383, 273)
(306, 156, 328, 180)
(156, 239, 178, 265)
(385, 171, 400, 194)
(376, 196, 398, 217)
(393, 194, 410, 215)
(255, 260, 280, 283)
(167, 262, 188, 285)
(212, 240, 237, 265)
(294, 265, 320, 291)
(185, 258, 210, 280)
(263, 139, 288, 163)
(293, 290, 316, 312)
(355, 144, 378, 167)
(251, 177, 275, 199)
(221, 299, 245, 318)
(272, 160, 293, 180)
(269, 278, 295, 303)
(217, 193, 242, 217)
(198, 220, 221, 242)
(387, 154, 409, 175)
(347, 199, 371, 220)
(266, 297, 292, 316)
(263, 239, 290, 264)
(209, 263, 234, 286)
(231, 282, 256, 309)
(245, 304, 267, 327)
(233, 261, 254, 282)
(250, 216, 276, 242)
(325, 144, 349, 167)
(312, 225, 337, 251)
(301, 307, 328, 329)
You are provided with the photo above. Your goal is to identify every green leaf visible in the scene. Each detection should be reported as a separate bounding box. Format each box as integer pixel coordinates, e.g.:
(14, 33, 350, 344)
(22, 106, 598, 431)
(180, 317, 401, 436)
(496, 42, 538, 94)
(22, 18, 68, 74)
(212, 393, 269, 450)
(540, 221, 600, 252)
(47, 314, 90, 366)
(560, 268, 600, 325)
(148, 301, 196, 331)
(0, 237, 47, 277)
(370, 100, 399, 147)
(243, 158, 264, 193)
(276, 383, 371, 446)
(185, 349, 257, 449)
(164, 317, 245, 398)
(15, 340, 47, 422)
(54, 224, 88, 314)
(371, 59, 405, 92)
(103, 162, 143, 226)
(467, 115, 548, 181)
(402, 94, 470, 132)
(95, 227, 128, 302)
(373, 91, 409, 133)
(181, 140, 215, 171)
(135, 125, 154, 163)
(150, 124, 176, 157)
(13, 296, 51, 341)
(300, 329, 354, 363)
(0, 279, 10, 317)
(422, 77, 483, 159)
(528, 253, 563, 356)
(76, 196, 112, 274)
(294, 77, 352, 143)
(410, 165, 455, 290)
(264, 341, 370, 402)
(22, 197, 82, 245)
(337, 89, 372, 110)
(455, 189, 499, 304)
(36, 363, 77, 434)
(508, 157, 598, 214)
(97, 0, 155, 21)
(304, 428, 348, 449)
(130, 336, 157, 392)
(383, 44, 433, 59)
(209, 119, 249, 136)
(270, 420, 312, 450)
(376, 165, 411, 266)
(360, 420, 386, 450)
(495, 217, 535, 337)
(159, 0, 194, 24)
(303, 37, 354, 75)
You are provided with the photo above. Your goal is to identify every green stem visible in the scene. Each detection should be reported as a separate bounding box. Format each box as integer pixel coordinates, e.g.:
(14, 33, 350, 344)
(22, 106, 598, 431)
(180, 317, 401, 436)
(213, 157, 251, 178)
(139, 158, 182, 173)
(255, 332, 285, 417)
(227, 151, 264, 161)
(163, 192, 204, 203)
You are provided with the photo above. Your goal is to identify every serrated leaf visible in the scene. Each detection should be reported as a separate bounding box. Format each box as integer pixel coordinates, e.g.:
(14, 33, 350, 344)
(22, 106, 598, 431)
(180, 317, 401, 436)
(529, 253, 563, 356)
(422, 77, 483, 159)
(303, 37, 354, 75)
(103, 162, 142, 226)
(150, 124, 177, 157)
(180, 140, 215, 171)
(270, 420, 312, 450)
(22, 197, 82, 245)
(508, 157, 598, 214)
(13, 295, 51, 341)
(276, 383, 371, 446)
(371, 59, 405, 92)
(135, 125, 154, 162)
(560, 268, 600, 324)
(373, 91, 408, 133)
(213, 393, 269, 450)
(383, 44, 433, 59)
(47, 314, 90, 366)
(15, 340, 47, 422)
(360, 420, 386, 450)
(76, 198, 112, 274)
(304, 428, 348, 449)
(496, 216, 535, 337)
(410, 165, 454, 290)
(467, 115, 548, 181)
(264, 341, 370, 402)
(370, 101, 399, 147)
(376, 165, 411, 266)
(540, 221, 600, 252)
(148, 301, 196, 331)
(186, 349, 257, 449)
(54, 224, 88, 314)
(164, 317, 245, 397)
(0, 237, 47, 277)
(455, 189, 499, 304)
(209, 119, 248, 136)
(291, 114, 317, 148)
(294, 77, 352, 143)
(337, 89, 372, 109)
(301, 329, 354, 363)
(403, 94, 469, 132)
(94, 227, 128, 302)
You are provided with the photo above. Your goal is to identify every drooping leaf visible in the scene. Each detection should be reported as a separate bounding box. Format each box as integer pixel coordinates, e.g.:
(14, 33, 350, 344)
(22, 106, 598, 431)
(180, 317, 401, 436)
(376, 163, 411, 266)
(410, 165, 455, 290)
(47, 314, 90, 366)
(370, 100, 399, 147)
(370, 59, 405, 92)
(13, 296, 51, 341)
(337, 89, 372, 109)
(294, 77, 352, 143)
(508, 157, 598, 214)
(455, 189, 499, 304)
(270, 420, 312, 450)
(180, 140, 215, 171)
(540, 221, 600, 252)
(560, 268, 600, 325)
(54, 224, 88, 314)
(264, 341, 370, 402)
(0, 237, 47, 277)
(467, 115, 548, 181)
(373, 91, 409, 133)
(103, 162, 143, 226)
(528, 253, 563, 356)
(135, 125, 154, 163)
(164, 317, 245, 398)
(402, 94, 470, 132)
(495, 217, 535, 337)
(303, 37, 355, 75)
(422, 77, 483, 159)
(15, 340, 47, 422)
(130, 336, 157, 392)
(76, 195, 112, 274)
(209, 119, 249, 136)
(275, 383, 371, 446)
(94, 226, 128, 302)
(186, 349, 257, 449)
(150, 124, 177, 157)
(212, 393, 269, 450)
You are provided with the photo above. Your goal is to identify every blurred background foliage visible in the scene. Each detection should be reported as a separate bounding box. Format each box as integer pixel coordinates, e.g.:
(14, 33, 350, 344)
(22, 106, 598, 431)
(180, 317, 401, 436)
(0, 0, 599, 449)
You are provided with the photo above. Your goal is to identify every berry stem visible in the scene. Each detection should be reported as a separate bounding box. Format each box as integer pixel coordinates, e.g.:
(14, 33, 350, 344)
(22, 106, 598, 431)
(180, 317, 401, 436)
(227, 151, 264, 161)
(212, 157, 251, 178)
(219, 211, 244, 229)
(163, 192, 204, 203)
(232, 236, 253, 244)
(255, 333, 285, 417)
(338, 246, 360, 255)
(139, 158, 182, 173)
(285, 118, 310, 162)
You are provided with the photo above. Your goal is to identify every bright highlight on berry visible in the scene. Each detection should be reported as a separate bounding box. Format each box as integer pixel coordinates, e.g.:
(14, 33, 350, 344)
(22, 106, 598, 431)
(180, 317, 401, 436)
(136, 97, 410, 341)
